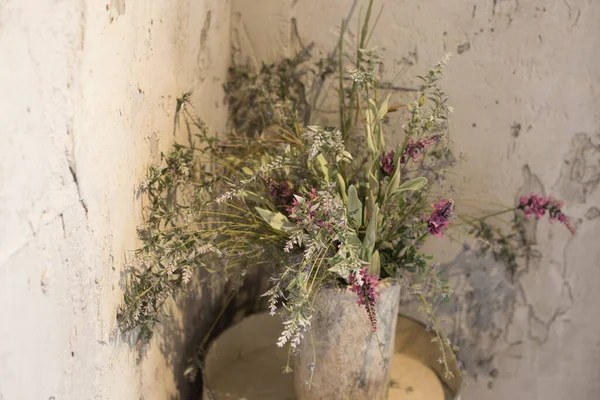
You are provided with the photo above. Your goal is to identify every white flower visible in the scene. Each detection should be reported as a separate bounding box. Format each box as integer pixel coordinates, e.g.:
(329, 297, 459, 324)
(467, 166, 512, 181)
(441, 52, 452, 65)
(353, 269, 364, 287)
(268, 293, 278, 316)
(407, 100, 420, 112)
(349, 68, 366, 83)
(181, 267, 192, 284)
(132, 306, 141, 322)
(165, 262, 176, 276)
(180, 164, 190, 176)
(216, 189, 236, 203)
(284, 239, 295, 253)
(197, 243, 222, 257)
(302, 126, 346, 161)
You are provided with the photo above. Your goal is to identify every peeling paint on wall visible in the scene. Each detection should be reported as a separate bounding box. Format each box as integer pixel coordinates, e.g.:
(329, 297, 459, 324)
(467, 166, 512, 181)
(230, 0, 600, 398)
(556, 133, 600, 204)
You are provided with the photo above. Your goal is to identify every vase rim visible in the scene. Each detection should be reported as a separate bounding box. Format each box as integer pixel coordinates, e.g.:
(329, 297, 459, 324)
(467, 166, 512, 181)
(320, 277, 400, 293)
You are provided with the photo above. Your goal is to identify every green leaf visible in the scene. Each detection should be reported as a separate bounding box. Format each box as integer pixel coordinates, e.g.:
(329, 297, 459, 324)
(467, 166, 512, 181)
(347, 232, 362, 246)
(363, 203, 379, 260)
(241, 166, 254, 175)
(255, 208, 295, 232)
(336, 150, 353, 163)
(244, 191, 270, 206)
(377, 94, 391, 149)
(369, 250, 380, 276)
(385, 166, 401, 201)
(378, 94, 391, 120)
(293, 194, 305, 204)
(260, 286, 278, 297)
(368, 99, 383, 150)
(391, 177, 428, 196)
(368, 168, 379, 200)
(314, 153, 331, 182)
(398, 196, 406, 208)
(336, 173, 347, 203)
(364, 107, 376, 153)
(347, 185, 363, 227)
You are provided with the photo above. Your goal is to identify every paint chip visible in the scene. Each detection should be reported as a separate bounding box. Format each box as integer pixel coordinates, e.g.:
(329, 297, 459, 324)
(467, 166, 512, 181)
(457, 42, 471, 54)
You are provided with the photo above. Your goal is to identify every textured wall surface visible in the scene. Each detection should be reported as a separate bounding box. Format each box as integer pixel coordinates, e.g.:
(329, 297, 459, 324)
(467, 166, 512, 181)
(0, 0, 230, 398)
(2, 0, 599, 399)
(232, 0, 600, 399)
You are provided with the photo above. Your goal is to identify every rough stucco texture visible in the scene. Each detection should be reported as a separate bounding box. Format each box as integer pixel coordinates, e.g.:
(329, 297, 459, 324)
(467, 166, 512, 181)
(0, 0, 230, 399)
(2, 0, 599, 399)
(232, 0, 600, 399)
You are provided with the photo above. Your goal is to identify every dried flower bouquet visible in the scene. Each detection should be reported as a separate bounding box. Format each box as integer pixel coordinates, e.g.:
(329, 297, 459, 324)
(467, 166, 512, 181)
(118, 0, 575, 387)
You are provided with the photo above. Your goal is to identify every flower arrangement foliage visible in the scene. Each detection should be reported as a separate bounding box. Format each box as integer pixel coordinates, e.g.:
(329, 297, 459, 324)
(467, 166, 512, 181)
(118, 0, 575, 380)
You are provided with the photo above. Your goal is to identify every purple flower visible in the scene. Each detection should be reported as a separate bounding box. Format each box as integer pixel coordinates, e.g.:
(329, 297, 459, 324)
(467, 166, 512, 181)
(260, 173, 293, 206)
(381, 151, 395, 176)
(286, 188, 340, 234)
(425, 199, 454, 237)
(349, 267, 380, 332)
(518, 194, 575, 235)
(400, 134, 443, 164)
(270, 181, 292, 203)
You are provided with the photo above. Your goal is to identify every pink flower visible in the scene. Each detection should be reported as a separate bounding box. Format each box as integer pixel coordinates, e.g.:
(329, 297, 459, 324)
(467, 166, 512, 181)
(260, 173, 293, 205)
(270, 181, 292, 203)
(400, 134, 443, 164)
(425, 199, 454, 237)
(381, 151, 395, 175)
(349, 267, 380, 332)
(518, 194, 576, 235)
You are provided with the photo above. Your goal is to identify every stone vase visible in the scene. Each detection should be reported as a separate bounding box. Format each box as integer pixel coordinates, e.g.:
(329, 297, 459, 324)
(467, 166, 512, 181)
(293, 282, 401, 400)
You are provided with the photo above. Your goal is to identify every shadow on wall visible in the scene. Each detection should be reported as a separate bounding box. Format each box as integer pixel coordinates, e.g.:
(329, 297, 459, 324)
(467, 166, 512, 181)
(398, 148, 596, 393)
(156, 272, 273, 399)
(164, 1, 429, 398)
(119, 99, 277, 400)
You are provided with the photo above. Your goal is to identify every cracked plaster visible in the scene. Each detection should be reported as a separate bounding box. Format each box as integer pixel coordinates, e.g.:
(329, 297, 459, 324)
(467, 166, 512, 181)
(0, 1, 230, 398)
(231, 0, 600, 398)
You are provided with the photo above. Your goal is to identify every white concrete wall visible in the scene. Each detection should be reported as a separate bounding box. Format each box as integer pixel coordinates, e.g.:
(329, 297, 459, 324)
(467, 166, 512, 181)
(2, 0, 599, 399)
(233, 0, 600, 399)
(0, 0, 230, 398)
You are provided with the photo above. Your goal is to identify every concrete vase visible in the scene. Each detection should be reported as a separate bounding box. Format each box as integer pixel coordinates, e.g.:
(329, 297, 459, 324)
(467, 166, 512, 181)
(293, 282, 401, 400)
